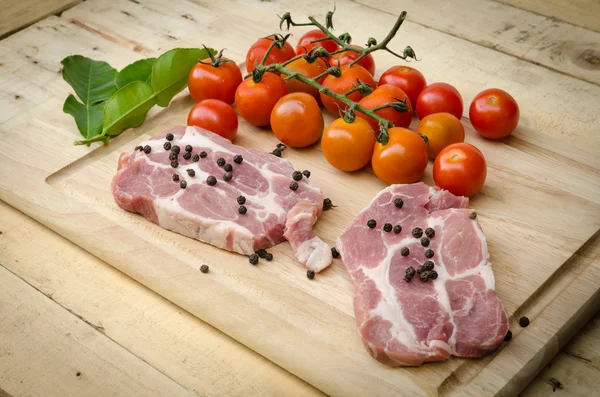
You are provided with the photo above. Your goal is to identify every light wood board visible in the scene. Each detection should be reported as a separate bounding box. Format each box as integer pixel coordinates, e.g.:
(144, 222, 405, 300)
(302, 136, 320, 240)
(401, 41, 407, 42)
(0, 0, 599, 396)
(0, 0, 80, 38)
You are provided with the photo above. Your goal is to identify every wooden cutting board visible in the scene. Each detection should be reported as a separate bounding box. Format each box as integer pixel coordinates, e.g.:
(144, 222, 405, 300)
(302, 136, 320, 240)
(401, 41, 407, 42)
(0, 0, 599, 396)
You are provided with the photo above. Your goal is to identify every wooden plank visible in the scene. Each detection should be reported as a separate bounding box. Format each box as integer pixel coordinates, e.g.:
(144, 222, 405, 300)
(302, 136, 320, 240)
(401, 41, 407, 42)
(355, 0, 600, 85)
(495, 0, 600, 34)
(0, 266, 195, 397)
(0, 0, 80, 38)
(0, 201, 321, 397)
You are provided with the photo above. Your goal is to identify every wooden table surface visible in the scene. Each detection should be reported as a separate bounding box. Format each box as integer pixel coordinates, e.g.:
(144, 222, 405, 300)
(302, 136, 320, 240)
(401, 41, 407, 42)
(0, 0, 598, 396)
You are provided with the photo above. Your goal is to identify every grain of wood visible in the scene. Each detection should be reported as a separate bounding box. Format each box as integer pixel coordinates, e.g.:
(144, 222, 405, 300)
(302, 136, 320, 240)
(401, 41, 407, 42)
(0, 0, 80, 38)
(0, 201, 322, 397)
(495, 0, 600, 34)
(355, 0, 600, 85)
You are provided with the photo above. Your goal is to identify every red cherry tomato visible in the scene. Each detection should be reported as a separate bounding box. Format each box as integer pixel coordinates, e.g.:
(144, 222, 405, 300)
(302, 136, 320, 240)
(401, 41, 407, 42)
(271, 93, 324, 148)
(416, 82, 463, 120)
(187, 99, 238, 142)
(296, 29, 339, 55)
(433, 143, 487, 197)
(188, 58, 242, 105)
(330, 46, 375, 76)
(235, 72, 288, 127)
(285, 57, 328, 100)
(469, 88, 519, 140)
(320, 65, 376, 115)
(245, 35, 296, 73)
(372, 127, 428, 184)
(357, 84, 413, 131)
(378, 65, 426, 111)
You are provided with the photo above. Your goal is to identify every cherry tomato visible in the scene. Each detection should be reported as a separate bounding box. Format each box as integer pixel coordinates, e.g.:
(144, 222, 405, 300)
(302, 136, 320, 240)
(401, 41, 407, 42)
(285, 57, 328, 100)
(357, 84, 413, 132)
(245, 35, 296, 73)
(469, 88, 519, 140)
(416, 82, 463, 120)
(433, 143, 487, 197)
(296, 29, 339, 55)
(188, 58, 242, 105)
(378, 65, 426, 111)
(320, 65, 377, 115)
(416, 113, 465, 159)
(187, 99, 238, 141)
(372, 127, 428, 184)
(330, 46, 375, 76)
(235, 72, 288, 127)
(321, 117, 375, 171)
(270, 93, 324, 148)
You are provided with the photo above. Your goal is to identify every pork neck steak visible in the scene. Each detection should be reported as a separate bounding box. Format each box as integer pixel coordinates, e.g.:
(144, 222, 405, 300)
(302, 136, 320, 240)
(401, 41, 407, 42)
(112, 126, 332, 272)
(336, 183, 508, 366)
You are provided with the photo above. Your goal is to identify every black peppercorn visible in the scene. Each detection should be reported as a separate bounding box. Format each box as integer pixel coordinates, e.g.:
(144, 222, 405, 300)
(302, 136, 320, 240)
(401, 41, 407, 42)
(206, 175, 217, 186)
(419, 272, 430, 282)
(405, 266, 416, 278)
(185, 144, 192, 152)
(302, 170, 311, 178)
(306, 270, 315, 279)
(163, 142, 172, 150)
(323, 198, 333, 211)
(238, 205, 247, 214)
(265, 253, 273, 261)
(469, 211, 477, 220)
(249, 254, 259, 265)
(237, 195, 246, 205)
(135, 146, 143, 151)
(412, 227, 423, 238)
(420, 237, 430, 247)
(394, 198, 404, 208)
(186, 169, 195, 177)
(143, 145, 151, 154)
(200, 264, 209, 273)
(331, 247, 340, 258)
(217, 157, 225, 166)
(183, 151, 191, 160)
(428, 270, 438, 280)
(425, 227, 435, 238)
(180, 180, 187, 189)
(169, 152, 178, 161)
(423, 260, 434, 271)
(519, 316, 530, 328)
(424, 249, 434, 259)
(271, 149, 282, 157)
(224, 163, 233, 172)
(233, 154, 243, 164)
(172, 174, 179, 182)
(166, 133, 174, 141)
(171, 160, 179, 168)
(200, 151, 207, 158)
(171, 145, 180, 154)
(223, 172, 233, 181)
(292, 171, 303, 181)
(383, 223, 392, 232)
(401, 247, 410, 256)
(290, 181, 299, 191)
(504, 330, 512, 342)
(393, 225, 402, 234)
(367, 219, 377, 228)
(257, 249, 267, 259)
(192, 154, 200, 162)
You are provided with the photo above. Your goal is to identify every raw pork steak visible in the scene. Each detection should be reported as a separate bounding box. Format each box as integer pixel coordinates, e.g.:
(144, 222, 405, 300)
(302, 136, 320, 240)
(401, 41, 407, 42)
(112, 126, 332, 272)
(336, 183, 508, 366)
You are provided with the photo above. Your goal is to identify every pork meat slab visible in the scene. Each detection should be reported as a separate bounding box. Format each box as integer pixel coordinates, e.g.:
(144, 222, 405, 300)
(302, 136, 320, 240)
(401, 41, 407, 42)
(336, 183, 508, 366)
(112, 126, 332, 272)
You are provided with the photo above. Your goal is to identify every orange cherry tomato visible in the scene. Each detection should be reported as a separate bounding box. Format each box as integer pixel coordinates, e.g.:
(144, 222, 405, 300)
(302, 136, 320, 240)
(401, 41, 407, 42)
(187, 99, 238, 142)
(296, 29, 339, 55)
(416, 82, 463, 120)
(372, 127, 428, 184)
(320, 65, 377, 115)
(357, 84, 413, 132)
(416, 112, 465, 159)
(235, 72, 288, 127)
(433, 143, 487, 197)
(330, 46, 375, 76)
(321, 117, 375, 171)
(270, 93, 324, 148)
(245, 35, 296, 73)
(469, 88, 519, 140)
(285, 57, 328, 100)
(188, 57, 242, 105)
(378, 65, 426, 111)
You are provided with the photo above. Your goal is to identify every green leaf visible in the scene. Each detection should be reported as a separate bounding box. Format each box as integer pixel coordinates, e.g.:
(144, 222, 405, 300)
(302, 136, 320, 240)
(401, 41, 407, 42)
(151, 47, 216, 107)
(102, 81, 156, 137)
(63, 95, 105, 139)
(61, 55, 118, 105)
(115, 58, 156, 89)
